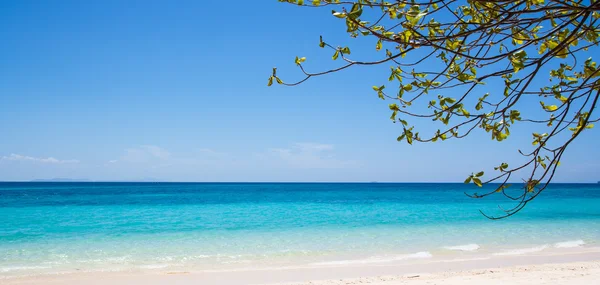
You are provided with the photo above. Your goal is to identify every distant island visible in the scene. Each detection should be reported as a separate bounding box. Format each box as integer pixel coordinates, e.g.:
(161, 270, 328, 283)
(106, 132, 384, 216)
(30, 178, 91, 182)
(27, 178, 166, 182)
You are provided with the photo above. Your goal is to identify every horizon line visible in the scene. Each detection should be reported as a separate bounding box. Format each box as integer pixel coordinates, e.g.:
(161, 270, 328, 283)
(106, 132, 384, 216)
(1, 181, 598, 184)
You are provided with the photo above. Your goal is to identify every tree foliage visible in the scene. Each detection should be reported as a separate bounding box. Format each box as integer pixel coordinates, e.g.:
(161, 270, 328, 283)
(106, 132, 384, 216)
(270, 0, 600, 218)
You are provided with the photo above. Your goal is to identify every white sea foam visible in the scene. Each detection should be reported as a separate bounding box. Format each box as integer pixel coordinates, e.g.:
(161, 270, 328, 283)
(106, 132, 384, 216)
(442, 244, 481, 252)
(311, 251, 432, 266)
(554, 240, 585, 248)
(180, 255, 211, 261)
(137, 264, 169, 269)
(492, 239, 586, 256)
(493, 245, 549, 256)
(1, 266, 51, 273)
(439, 257, 491, 263)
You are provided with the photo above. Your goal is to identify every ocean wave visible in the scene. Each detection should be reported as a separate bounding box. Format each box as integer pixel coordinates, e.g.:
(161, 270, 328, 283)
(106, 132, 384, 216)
(1, 265, 51, 273)
(493, 239, 586, 256)
(179, 255, 212, 261)
(439, 257, 491, 262)
(137, 264, 169, 269)
(554, 240, 585, 248)
(493, 245, 549, 256)
(442, 244, 480, 251)
(75, 256, 132, 264)
(311, 251, 432, 266)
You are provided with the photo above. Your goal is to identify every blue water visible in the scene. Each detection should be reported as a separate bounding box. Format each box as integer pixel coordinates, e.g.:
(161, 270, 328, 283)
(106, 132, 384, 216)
(1, 182, 599, 276)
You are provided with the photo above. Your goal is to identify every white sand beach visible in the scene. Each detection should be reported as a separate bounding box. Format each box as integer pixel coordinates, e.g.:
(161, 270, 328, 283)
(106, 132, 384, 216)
(4, 249, 599, 285)
(282, 262, 600, 285)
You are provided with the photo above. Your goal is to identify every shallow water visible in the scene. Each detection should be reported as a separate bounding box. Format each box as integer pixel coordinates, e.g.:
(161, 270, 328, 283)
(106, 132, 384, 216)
(1, 182, 599, 277)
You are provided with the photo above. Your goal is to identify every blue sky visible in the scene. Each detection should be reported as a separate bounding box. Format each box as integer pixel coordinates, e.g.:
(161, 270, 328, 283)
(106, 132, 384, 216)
(0, 0, 598, 182)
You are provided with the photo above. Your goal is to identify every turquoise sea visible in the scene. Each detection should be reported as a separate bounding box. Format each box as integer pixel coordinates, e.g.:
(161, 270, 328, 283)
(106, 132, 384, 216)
(1, 182, 599, 278)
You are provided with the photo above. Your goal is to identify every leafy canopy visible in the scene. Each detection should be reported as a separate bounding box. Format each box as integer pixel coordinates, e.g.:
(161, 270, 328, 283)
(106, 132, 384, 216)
(270, 0, 600, 218)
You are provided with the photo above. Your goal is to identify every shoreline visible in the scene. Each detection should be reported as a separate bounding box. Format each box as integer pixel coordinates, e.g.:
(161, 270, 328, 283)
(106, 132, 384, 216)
(281, 260, 600, 285)
(1, 239, 595, 276)
(3, 248, 599, 285)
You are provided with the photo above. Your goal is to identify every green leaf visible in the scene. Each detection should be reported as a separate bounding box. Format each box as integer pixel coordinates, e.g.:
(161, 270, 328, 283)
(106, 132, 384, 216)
(461, 108, 470, 118)
(510, 50, 527, 72)
(557, 95, 568, 103)
(509, 110, 521, 123)
(332, 11, 346, 18)
(472, 178, 482, 187)
(544, 105, 558, 112)
(445, 39, 462, 51)
(464, 176, 472, 184)
(475, 171, 484, 177)
(538, 43, 547, 54)
(267, 76, 273, 86)
(332, 50, 339, 60)
(376, 39, 382, 51)
(294, 56, 306, 65)
(475, 102, 483, 111)
(348, 3, 363, 19)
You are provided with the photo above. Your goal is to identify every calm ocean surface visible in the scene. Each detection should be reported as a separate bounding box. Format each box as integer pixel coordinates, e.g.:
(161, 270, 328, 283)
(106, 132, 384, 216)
(1, 182, 599, 277)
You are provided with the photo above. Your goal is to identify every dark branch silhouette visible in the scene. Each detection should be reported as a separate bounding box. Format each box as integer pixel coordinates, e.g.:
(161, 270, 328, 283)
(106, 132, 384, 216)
(270, 0, 600, 219)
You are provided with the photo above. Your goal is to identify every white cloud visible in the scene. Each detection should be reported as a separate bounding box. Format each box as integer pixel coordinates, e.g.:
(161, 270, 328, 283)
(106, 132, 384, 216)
(140, 145, 171, 159)
(102, 145, 240, 181)
(100, 143, 357, 181)
(294, 143, 334, 152)
(109, 146, 233, 167)
(118, 145, 171, 163)
(197, 148, 227, 157)
(1, 154, 79, 164)
(267, 142, 356, 169)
